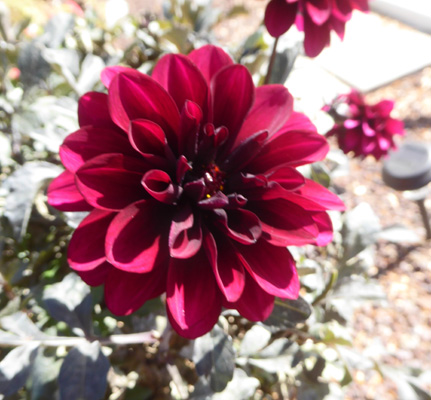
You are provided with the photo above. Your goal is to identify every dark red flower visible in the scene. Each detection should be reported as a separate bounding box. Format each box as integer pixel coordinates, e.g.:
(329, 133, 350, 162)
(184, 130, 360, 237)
(48, 45, 344, 338)
(264, 0, 369, 57)
(324, 89, 405, 160)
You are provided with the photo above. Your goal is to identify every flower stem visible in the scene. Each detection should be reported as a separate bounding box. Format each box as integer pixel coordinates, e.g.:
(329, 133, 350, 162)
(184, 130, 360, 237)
(0, 331, 158, 348)
(264, 36, 279, 85)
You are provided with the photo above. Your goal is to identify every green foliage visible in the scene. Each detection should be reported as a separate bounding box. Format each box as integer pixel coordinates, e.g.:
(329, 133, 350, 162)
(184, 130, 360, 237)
(0, 1, 429, 399)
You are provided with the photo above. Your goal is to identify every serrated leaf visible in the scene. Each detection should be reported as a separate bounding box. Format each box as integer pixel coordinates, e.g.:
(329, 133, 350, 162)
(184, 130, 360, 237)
(43, 273, 93, 337)
(263, 296, 312, 331)
(193, 324, 235, 393)
(0, 343, 39, 396)
(2, 161, 63, 239)
(58, 341, 110, 400)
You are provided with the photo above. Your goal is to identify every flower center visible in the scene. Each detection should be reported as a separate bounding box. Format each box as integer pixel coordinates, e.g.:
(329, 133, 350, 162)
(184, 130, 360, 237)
(202, 163, 226, 198)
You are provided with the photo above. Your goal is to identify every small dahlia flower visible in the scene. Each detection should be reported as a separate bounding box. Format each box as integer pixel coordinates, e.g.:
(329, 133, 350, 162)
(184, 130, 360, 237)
(48, 45, 344, 338)
(264, 0, 369, 57)
(324, 89, 405, 160)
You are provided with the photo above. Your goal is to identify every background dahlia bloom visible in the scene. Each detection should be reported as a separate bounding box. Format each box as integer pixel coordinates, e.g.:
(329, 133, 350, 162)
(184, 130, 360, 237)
(264, 0, 369, 57)
(48, 45, 344, 339)
(324, 89, 405, 160)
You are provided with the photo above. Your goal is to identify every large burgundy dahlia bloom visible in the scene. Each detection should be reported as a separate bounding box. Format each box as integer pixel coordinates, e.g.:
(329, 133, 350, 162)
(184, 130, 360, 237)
(324, 89, 405, 160)
(264, 0, 369, 57)
(48, 45, 344, 338)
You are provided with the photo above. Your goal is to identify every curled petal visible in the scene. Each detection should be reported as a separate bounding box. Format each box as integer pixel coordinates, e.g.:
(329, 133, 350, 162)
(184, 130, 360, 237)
(68, 209, 116, 271)
(152, 53, 208, 115)
(235, 240, 299, 299)
(169, 203, 202, 259)
(203, 229, 245, 303)
(198, 191, 229, 210)
(104, 266, 166, 315)
(47, 170, 92, 212)
(179, 101, 203, 158)
(105, 200, 171, 273)
(166, 250, 222, 339)
(213, 208, 262, 245)
(142, 169, 183, 204)
(75, 153, 149, 211)
(129, 119, 175, 169)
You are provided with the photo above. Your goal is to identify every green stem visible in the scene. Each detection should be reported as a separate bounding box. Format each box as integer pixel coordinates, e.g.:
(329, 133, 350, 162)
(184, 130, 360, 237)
(264, 36, 279, 85)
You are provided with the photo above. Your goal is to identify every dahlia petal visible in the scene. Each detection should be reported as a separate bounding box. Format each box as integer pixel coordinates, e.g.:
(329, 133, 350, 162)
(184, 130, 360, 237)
(236, 85, 293, 145)
(47, 170, 92, 211)
(213, 208, 262, 245)
(295, 179, 345, 211)
(75, 153, 149, 211)
(78, 262, 113, 286)
(78, 92, 117, 129)
(248, 129, 329, 173)
(142, 169, 183, 204)
(60, 126, 135, 173)
(104, 266, 166, 315)
(303, 15, 331, 57)
(266, 166, 305, 191)
(250, 198, 319, 246)
(385, 118, 404, 135)
(274, 111, 317, 138)
(333, 0, 353, 20)
(105, 200, 170, 273)
(212, 64, 254, 151)
(179, 101, 203, 158)
(224, 272, 274, 321)
(151, 53, 208, 115)
(101, 65, 133, 88)
(187, 45, 234, 85)
(128, 119, 175, 169)
(166, 250, 222, 338)
(108, 71, 180, 149)
(198, 191, 229, 209)
(264, 0, 298, 37)
(203, 229, 245, 303)
(221, 130, 268, 173)
(169, 203, 202, 259)
(305, 0, 331, 25)
(68, 209, 116, 271)
(235, 240, 299, 299)
(312, 212, 334, 246)
(351, 0, 369, 11)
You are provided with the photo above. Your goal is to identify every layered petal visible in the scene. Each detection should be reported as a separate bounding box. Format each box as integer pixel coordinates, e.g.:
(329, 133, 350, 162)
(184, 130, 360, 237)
(68, 209, 116, 271)
(75, 153, 149, 210)
(105, 200, 170, 273)
(166, 249, 222, 339)
(264, 0, 298, 37)
(47, 170, 92, 211)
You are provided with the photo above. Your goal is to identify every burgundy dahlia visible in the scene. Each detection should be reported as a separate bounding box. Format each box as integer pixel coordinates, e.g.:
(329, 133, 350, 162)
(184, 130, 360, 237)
(264, 0, 369, 57)
(48, 45, 344, 338)
(324, 89, 405, 160)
